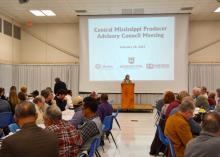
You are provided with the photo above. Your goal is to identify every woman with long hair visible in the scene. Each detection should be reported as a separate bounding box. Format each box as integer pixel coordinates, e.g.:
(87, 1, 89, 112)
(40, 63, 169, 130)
(8, 90, 19, 114)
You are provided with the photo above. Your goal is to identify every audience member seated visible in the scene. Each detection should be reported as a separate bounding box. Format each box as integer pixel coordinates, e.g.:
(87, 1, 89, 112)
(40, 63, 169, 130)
(33, 96, 46, 124)
(97, 94, 113, 122)
(54, 77, 67, 95)
(46, 87, 55, 95)
(208, 92, 216, 109)
(0, 96, 11, 113)
(8, 90, 19, 115)
(79, 96, 102, 152)
(161, 91, 175, 116)
(18, 91, 27, 102)
(54, 90, 67, 111)
(41, 89, 55, 106)
(185, 112, 220, 157)
(20, 86, 28, 99)
(0, 88, 7, 100)
(169, 96, 201, 135)
(214, 103, 220, 114)
(165, 90, 189, 118)
(216, 88, 220, 104)
(65, 90, 73, 109)
(150, 91, 175, 156)
(9, 86, 17, 94)
(195, 95, 209, 111)
(201, 86, 208, 98)
(69, 96, 84, 128)
(89, 91, 99, 99)
(192, 87, 201, 100)
(30, 90, 39, 98)
(165, 100, 194, 157)
(0, 101, 59, 157)
(155, 98, 164, 112)
(44, 105, 83, 157)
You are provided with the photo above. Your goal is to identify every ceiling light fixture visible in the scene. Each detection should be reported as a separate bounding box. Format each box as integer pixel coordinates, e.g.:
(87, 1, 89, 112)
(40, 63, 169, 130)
(41, 10, 56, 16)
(214, 7, 220, 12)
(30, 10, 45, 16)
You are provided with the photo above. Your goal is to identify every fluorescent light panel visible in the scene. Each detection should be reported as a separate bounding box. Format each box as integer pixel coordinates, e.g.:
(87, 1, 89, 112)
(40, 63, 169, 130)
(41, 10, 56, 16)
(214, 7, 220, 12)
(30, 10, 45, 16)
(30, 10, 56, 16)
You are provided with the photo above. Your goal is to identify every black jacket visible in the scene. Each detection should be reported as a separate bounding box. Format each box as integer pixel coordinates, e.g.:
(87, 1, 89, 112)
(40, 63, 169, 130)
(54, 81, 67, 95)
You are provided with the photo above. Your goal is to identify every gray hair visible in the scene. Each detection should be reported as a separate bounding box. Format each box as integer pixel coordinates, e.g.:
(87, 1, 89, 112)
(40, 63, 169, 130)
(15, 101, 36, 119)
(179, 99, 195, 112)
(195, 95, 209, 110)
(33, 96, 44, 104)
(215, 103, 220, 112)
(202, 112, 220, 134)
(45, 105, 62, 121)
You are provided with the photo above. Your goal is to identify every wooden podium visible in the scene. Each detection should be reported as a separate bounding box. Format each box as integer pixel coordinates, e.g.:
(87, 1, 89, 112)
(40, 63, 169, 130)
(121, 83, 134, 109)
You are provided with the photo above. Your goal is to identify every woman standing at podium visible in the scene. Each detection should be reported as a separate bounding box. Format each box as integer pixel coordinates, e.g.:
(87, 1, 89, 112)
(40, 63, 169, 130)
(123, 74, 132, 84)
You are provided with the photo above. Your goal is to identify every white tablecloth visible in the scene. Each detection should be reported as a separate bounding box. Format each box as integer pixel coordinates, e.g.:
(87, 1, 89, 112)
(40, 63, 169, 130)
(62, 109, 75, 121)
(37, 109, 75, 129)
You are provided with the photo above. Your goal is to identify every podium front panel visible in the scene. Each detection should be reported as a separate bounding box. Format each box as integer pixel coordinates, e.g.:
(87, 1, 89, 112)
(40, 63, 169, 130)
(121, 83, 134, 109)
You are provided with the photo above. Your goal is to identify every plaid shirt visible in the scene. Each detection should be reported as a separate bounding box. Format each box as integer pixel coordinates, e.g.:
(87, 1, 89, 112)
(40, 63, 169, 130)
(46, 120, 83, 157)
(79, 116, 100, 144)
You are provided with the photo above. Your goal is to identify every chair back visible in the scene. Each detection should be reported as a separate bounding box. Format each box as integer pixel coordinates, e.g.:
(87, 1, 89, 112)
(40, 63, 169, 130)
(88, 138, 98, 157)
(8, 123, 20, 133)
(112, 108, 119, 117)
(156, 124, 168, 145)
(102, 115, 113, 132)
(0, 112, 13, 128)
(167, 137, 176, 157)
(95, 137, 101, 150)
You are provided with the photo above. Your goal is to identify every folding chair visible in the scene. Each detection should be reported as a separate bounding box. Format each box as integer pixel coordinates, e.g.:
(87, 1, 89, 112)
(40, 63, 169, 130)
(0, 112, 14, 128)
(112, 108, 121, 129)
(8, 123, 20, 133)
(167, 137, 176, 157)
(103, 115, 117, 148)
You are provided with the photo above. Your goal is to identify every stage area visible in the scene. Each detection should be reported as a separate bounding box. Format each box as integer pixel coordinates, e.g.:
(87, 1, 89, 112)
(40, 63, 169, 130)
(113, 104, 154, 113)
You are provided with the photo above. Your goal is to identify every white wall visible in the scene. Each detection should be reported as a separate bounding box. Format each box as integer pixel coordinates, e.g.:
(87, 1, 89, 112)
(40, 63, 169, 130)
(0, 14, 21, 64)
(189, 21, 220, 63)
(21, 23, 79, 64)
(20, 21, 220, 64)
(0, 16, 218, 64)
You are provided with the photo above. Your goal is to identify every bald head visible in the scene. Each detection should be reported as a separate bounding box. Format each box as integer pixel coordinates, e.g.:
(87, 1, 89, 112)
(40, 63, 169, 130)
(15, 101, 36, 119)
(15, 101, 37, 127)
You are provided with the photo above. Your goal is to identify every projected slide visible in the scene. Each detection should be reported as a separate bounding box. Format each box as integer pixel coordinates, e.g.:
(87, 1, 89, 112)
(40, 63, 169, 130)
(88, 17, 174, 81)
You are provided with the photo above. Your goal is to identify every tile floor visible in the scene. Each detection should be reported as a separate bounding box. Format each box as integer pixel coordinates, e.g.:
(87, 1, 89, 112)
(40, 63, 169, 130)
(99, 112, 156, 157)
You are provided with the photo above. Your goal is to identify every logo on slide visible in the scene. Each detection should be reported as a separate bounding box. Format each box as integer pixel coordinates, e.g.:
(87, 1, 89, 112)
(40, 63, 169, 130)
(95, 64, 101, 69)
(146, 64, 154, 69)
(146, 64, 170, 69)
(128, 57, 135, 64)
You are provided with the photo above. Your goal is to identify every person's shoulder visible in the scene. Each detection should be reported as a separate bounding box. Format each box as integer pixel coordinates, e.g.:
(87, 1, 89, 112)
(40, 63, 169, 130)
(167, 113, 187, 125)
(46, 123, 59, 132)
(2, 132, 20, 145)
(206, 136, 220, 145)
(63, 120, 77, 128)
(0, 99, 10, 105)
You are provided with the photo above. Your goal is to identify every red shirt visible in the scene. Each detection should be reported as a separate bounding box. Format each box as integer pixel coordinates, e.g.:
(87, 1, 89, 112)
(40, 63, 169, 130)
(165, 100, 181, 118)
(46, 120, 83, 157)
